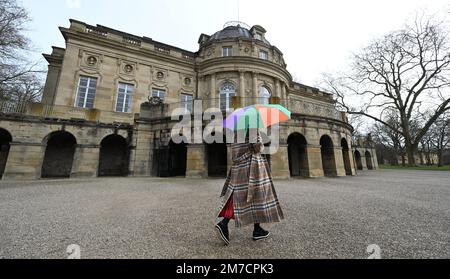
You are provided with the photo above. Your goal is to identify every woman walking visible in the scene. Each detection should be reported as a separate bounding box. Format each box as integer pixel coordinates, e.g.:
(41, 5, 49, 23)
(215, 130, 284, 245)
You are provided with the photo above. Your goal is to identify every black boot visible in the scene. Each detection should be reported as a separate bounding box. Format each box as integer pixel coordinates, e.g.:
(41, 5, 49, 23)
(253, 223, 270, 241)
(215, 219, 230, 245)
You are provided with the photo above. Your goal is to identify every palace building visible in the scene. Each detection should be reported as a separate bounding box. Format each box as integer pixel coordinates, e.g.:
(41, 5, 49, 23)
(0, 20, 377, 180)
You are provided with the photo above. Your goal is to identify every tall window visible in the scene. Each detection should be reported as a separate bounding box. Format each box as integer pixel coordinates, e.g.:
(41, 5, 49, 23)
(152, 88, 166, 102)
(259, 86, 271, 104)
(220, 83, 236, 111)
(222, 46, 232, 57)
(181, 93, 193, 112)
(115, 82, 134, 113)
(75, 76, 97, 108)
(259, 50, 268, 60)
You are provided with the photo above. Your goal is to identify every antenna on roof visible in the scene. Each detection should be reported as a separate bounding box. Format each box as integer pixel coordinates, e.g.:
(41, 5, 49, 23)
(237, 0, 240, 22)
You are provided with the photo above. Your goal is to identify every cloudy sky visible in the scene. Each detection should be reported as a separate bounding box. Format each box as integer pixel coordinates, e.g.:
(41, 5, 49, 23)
(22, 0, 449, 86)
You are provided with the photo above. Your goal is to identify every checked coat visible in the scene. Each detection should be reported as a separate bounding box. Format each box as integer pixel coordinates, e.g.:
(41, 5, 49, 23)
(217, 134, 284, 227)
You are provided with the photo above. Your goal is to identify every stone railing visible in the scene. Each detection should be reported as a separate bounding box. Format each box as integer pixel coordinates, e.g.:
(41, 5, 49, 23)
(0, 98, 346, 124)
(0, 101, 133, 124)
(138, 97, 347, 123)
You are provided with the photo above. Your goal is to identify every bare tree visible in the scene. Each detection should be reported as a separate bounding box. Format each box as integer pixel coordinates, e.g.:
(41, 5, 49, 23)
(370, 110, 407, 165)
(322, 15, 450, 166)
(422, 112, 450, 166)
(0, 0, 43, 109)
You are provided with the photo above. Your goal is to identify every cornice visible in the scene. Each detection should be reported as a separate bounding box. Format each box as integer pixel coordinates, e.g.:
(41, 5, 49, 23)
(60, 27, 196, 69)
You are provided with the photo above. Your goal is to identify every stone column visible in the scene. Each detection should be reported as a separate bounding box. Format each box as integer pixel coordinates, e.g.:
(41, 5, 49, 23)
(360, 149, 368, 170)
(132, 124, 153, 177)
(252, 72, 258, 100)
(305, 145, 324, 177)
(275, 79, 281, 98)
(333, 147, 347, 177)
(71, 144, 100, 178)
(239, 71, 246, 99)
(271, 144, 290, 179)
(372, 148, 379, 170)
(128, 146, 136, 176)
(186, 144, 207, 178)
(210, 73, 216, 109)
(2, 142, 45, 180)
(346, 148, 357, 176)
(281, 84, 287, 101)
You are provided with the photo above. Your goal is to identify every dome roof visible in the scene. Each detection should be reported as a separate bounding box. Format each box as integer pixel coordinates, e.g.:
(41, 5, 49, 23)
(207, 23, 271, 45)
(210, 25, 252, 40)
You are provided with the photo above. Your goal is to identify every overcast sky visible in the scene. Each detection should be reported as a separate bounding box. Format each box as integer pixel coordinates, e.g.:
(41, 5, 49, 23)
(22, 0, 449, 86)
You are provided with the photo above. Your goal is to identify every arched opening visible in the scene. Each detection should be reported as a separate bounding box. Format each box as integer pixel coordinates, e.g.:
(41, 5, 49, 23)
(341, 138, 352, 175)
(320, 135, 337, 177)
(365, 151, 374, 170)
(41, 131, 77, 178)
(288, 133, 308, 177)
(354, 150, 363, 170)
(207, 135, 227, 177)
(98, 134, 129, 177)
(220, 82, 236, 111)
(259, 86, 271, 105)
(0, 128, 12, 178)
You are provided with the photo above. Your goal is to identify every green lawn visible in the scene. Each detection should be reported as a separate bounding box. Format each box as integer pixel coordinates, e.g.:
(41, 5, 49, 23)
(379, 164, 450, 171)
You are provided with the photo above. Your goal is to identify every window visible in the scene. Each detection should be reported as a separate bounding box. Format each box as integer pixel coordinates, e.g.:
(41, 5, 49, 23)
(152, 88, 166, 102)
(180, 93, 193, 112)
(259, 50, 268, 60)
(255, 33, 262, 40)
(115, 82, 134, 113)
(259, 86, 271, 104)
(220, 83, 236, 111)
(75, 76, 97, 108)
(222, 46, 233, 57)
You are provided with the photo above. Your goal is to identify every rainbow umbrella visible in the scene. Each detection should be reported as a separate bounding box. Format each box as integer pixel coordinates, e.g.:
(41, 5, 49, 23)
(223, 104, 291, 131)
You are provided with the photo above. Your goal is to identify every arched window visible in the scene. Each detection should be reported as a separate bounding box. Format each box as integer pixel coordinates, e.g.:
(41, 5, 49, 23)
(259, 86, 271, 104)
(220, 82, 236, 111)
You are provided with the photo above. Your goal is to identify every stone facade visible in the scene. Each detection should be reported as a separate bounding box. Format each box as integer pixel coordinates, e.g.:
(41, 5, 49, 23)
(0, 20, 377, 180)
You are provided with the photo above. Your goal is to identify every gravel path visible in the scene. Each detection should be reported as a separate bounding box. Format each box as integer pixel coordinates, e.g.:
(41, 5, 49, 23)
(0, 170, 449, 259)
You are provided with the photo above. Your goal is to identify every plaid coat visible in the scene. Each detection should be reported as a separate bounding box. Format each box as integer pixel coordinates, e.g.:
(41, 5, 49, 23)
(217, 136, 284, 227)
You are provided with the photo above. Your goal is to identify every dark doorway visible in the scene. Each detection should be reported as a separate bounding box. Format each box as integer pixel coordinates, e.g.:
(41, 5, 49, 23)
(320, 135, 337, 177)
(41, 131, 77, 178)
(0, 128, 12, 178)
(98, 135, 129, 177)
(168, 140, 187, 177)
(207, 139, 227, 177)
(341, 138, 352, 175)
(355, 150, 363, 170)
(365, 151, 374, 170)
(153, 139, 187, 178)
(288, 133, 308, 177)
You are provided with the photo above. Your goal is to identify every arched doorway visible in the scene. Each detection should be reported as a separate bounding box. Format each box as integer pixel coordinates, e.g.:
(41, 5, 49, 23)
(98, 134, 129, 177)
(0, 128, 12, 178)
(207, 136, 227, 177)
(354, 150, 363, 170)
(320, 135, 337, 177)
(341, 138, 352, 175)
(365, 151, 374, 170)
(288, 133, 308, 177)
(41, 131, 77, 178)
(168, 139, 187, 177)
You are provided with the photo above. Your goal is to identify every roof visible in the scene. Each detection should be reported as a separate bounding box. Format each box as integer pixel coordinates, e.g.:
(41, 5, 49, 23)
(207, 24, 271, 45)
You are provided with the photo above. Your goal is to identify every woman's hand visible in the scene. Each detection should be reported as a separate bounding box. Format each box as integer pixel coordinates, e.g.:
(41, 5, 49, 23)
(250, 132, 264, 154)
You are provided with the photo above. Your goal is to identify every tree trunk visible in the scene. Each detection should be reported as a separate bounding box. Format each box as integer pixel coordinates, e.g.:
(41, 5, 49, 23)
(438, 150, 443, 167)
(406, 144, 417, 167)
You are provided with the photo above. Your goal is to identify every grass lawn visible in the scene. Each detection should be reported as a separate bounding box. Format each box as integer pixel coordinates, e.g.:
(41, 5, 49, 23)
(379, 164, 450, 171)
